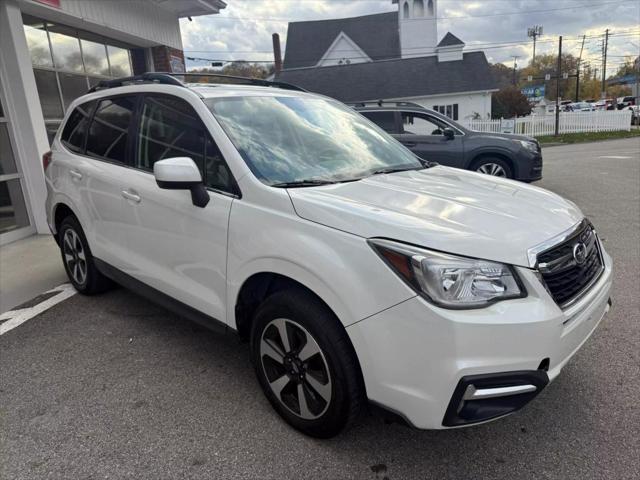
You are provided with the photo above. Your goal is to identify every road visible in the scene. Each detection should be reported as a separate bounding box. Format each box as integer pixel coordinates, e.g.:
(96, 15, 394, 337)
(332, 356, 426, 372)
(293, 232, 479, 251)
(1, 138, 639, 480)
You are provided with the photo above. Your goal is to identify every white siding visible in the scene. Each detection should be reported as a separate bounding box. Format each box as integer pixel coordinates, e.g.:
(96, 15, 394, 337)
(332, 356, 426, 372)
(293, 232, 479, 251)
(317, 32, 371, 67)
(386, 91, 493, 121)
(20, 0, 183, 49)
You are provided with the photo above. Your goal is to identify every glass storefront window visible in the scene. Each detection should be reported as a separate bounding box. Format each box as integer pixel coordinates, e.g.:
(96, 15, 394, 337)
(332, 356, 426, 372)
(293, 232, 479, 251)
(59, 73, 89, 109)
(0, 179, 30, 234)
(24, 24, 53, 68)
(33, 69, 63, 119)
(81, 39, 110, 76)
(49, 31, 84, 73)
(107, 46, 132, 77)
(0, 124, 18, 176)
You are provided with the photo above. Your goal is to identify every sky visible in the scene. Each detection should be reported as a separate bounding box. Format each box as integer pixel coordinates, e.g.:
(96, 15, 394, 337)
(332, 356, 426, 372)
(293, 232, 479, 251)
(180, 0, 640, 76)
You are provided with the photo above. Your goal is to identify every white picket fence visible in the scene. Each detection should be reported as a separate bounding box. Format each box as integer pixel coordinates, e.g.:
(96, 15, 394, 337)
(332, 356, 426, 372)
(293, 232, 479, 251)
(463, 110, 633, 137)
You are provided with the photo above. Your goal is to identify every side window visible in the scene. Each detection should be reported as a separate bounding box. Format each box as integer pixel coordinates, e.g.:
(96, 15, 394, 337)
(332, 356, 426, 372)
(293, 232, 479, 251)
(205, 135, 236, 194)
(137, 96, 205, 174)
(360, 111, 397, 133)
(60, 100, 95, 153)
(86, 96, 135, 163)
(401, 112, 446, 135)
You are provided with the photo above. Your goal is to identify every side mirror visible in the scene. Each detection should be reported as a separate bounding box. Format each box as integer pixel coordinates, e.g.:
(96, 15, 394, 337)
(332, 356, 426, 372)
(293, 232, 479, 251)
(154, 157, 209, 208)
(443, 127, 455, 140)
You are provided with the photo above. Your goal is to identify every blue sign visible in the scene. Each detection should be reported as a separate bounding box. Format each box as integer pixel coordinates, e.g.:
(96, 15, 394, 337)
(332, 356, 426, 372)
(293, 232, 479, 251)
(521, 85, 545, 99)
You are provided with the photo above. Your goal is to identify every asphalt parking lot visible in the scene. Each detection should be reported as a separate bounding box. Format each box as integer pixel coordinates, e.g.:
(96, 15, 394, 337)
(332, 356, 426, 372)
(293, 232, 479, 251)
(1, 137, 639, 480)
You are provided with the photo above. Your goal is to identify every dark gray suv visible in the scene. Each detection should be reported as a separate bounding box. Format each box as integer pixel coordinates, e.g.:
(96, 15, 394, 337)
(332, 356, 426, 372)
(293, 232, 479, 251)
(354, 102, 542, 182)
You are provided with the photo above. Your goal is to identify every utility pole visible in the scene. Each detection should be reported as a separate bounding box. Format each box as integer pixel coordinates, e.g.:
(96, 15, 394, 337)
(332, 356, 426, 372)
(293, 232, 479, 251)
(528, 25, 543, 65)
(555, 36, 562, 136)
(511, 56, 519, 85)
(601, 29, 609, 98)
(575, 34, 586, 102)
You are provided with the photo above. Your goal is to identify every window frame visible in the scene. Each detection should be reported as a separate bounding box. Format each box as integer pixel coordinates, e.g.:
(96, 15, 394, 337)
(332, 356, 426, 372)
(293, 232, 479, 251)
(133, 93, 241, 198)
(60, 99, 96, 154)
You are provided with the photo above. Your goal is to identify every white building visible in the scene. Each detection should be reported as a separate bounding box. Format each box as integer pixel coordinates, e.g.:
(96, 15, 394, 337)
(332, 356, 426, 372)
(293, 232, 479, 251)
(0, 0, 226, 244)
(276, 0, 497, 124)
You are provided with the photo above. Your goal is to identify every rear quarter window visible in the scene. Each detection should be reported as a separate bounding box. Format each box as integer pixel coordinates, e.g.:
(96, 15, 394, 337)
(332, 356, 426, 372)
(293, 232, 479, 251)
(60, 100, 95, 153)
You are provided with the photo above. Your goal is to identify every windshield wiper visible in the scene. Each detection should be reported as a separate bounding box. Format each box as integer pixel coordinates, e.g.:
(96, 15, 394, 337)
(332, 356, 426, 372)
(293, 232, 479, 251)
(368, 164, 428, 176)
(271, 179, 337, 188)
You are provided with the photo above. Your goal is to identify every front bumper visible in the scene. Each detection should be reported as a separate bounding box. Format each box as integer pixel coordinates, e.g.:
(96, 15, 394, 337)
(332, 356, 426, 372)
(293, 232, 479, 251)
(347, 248, 612, 429)
(516, 151, 543, 182)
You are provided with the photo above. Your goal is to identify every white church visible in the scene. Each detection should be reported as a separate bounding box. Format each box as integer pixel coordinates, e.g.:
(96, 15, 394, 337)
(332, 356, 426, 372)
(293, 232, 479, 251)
(276, 0, 497, 121)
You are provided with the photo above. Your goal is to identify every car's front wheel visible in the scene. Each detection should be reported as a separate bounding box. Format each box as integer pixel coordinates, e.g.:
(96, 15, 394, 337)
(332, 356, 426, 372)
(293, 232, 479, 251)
(251, 288, 364, 438)
(472, 157, 513, 178)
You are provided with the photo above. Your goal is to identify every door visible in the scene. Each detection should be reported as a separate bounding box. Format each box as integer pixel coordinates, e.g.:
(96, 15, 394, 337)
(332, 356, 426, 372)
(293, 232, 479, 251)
(395, 112, 465, 168)
(70, 95, 137, 269)
(121, 94, 236, 322)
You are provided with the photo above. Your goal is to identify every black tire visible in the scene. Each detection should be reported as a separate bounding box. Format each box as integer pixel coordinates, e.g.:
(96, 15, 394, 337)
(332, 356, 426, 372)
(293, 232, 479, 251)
(471, 157, 513, 179)
(250, 288, 365, 438)
(58, 215, 112, 294)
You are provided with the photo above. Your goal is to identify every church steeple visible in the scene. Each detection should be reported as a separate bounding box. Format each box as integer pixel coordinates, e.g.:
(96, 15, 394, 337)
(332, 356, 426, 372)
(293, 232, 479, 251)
(395, 0, 438, 58)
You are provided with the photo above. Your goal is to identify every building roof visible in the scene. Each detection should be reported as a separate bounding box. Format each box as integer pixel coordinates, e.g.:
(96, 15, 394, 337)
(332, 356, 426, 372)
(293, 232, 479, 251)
(283, 12, 400, 69)
(276, 52, 498, 102)
(437, 32, 465, 48)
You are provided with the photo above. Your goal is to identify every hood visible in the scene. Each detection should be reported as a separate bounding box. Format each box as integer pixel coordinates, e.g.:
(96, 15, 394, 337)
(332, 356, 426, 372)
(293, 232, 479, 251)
(288, 166, 582, 267)
(469, 131, 536, 143)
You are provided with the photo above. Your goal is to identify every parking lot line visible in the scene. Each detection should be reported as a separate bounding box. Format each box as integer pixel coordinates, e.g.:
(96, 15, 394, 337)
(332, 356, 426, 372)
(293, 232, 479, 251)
(0, 284, 77, 335)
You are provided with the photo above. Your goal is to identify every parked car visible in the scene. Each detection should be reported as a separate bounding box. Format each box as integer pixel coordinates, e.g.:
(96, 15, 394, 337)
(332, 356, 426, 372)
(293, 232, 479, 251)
(617, 96, 636, 109)
(594, 99, 615, 110)
(45, 73, 612, 438)
(569, 101, 595, 112)
(628, 105, 640, 125)
(354, 102, 542, 181)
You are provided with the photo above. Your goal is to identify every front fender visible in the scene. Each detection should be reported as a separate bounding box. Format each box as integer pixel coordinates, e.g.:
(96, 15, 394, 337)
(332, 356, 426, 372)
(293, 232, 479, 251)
(225, 200, 415, 330)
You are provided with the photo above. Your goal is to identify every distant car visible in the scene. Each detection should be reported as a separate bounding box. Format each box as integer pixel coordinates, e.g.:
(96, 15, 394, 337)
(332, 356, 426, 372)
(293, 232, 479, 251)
(570, 102, 595, 112)
(354, 102, 542, 182)
(617, 96, 636, 109)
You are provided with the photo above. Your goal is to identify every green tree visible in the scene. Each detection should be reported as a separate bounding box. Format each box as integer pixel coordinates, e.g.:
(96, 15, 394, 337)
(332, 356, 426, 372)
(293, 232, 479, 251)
(491, 86, 532, 119)
(489, 63, 515, 89)
(613, 57, 638, 78)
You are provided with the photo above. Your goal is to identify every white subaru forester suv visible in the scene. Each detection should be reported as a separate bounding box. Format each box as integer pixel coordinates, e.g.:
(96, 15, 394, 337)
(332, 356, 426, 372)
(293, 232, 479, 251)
(45, 73, 612, 438)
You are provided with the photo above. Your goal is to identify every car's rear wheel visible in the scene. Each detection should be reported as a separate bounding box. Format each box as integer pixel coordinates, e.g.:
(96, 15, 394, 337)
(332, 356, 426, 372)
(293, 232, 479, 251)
(250, 288, 364, 438)
(472, 157, 513, 178)
(58, 216, 112, 294)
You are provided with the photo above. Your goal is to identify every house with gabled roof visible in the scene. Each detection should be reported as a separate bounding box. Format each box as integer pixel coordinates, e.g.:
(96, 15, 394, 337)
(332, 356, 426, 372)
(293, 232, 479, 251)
(276, 0, 498, 121)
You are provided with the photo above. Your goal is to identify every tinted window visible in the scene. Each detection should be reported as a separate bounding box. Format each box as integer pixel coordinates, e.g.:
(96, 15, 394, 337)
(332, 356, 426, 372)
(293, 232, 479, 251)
(86, 96, 135, 162)
(360, 111, 397, 133)
(401, 112, 447, 135)
(205, 135, 235, 194)
(61, 100, 94, 153)
(137, 96, 205, 172)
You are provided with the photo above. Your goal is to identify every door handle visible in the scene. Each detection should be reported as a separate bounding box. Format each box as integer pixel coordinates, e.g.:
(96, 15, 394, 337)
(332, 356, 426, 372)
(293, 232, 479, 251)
(402, 141, 417, 147)
(121, 190, 141, 203)
(70, 169, 83, 180)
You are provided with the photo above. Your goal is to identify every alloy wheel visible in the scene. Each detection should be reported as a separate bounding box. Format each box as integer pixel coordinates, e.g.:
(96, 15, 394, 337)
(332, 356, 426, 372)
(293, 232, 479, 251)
(63, 228, 87, 285)
(260, 318, 332, 420)
(476, 163, 507, 177)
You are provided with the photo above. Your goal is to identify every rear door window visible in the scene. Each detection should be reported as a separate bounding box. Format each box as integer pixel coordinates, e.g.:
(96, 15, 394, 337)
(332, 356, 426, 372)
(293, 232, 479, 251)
(86, 96, 136, 163)
(60, 100, 95, 153)
(360, 111, 398, 133)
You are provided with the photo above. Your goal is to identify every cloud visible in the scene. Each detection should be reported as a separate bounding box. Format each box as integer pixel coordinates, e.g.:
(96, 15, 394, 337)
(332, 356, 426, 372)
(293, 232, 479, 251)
(180, 0, 639, 70)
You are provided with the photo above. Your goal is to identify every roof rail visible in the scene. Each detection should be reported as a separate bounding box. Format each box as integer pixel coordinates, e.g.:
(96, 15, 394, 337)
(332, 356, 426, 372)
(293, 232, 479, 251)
(87, 73, 184, 93)
(347, 100, 423, 109)
(157, 72, 307, 92)
(87, 71, 306, 93)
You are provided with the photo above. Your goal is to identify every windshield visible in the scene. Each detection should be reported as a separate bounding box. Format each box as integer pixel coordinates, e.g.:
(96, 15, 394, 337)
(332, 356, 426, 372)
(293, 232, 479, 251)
(205, 95, 423, 186)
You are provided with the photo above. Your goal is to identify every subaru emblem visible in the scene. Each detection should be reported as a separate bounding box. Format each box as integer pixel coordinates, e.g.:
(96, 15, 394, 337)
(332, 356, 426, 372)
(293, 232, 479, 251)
(573, 242, 587, 265)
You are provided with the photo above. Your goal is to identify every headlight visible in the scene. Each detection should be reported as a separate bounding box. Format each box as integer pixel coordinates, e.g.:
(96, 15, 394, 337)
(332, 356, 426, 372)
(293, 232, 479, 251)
(369, 239, 525, 309)
(518, 139, 539, 153)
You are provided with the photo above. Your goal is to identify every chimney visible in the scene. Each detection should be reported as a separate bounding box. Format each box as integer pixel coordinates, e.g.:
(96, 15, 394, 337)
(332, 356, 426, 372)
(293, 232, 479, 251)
(272, 33, 282, 74)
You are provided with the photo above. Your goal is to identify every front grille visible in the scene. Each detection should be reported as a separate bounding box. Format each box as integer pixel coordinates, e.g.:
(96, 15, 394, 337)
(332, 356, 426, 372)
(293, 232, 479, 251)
(537, 222, 604, 307)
